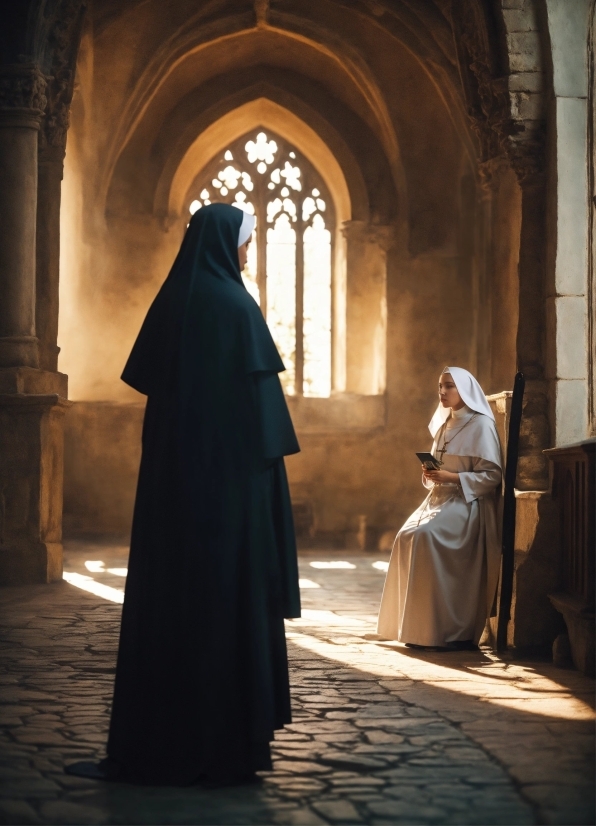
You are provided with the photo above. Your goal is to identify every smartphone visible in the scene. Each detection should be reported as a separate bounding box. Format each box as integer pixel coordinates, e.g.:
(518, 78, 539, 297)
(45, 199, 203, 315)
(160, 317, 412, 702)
(416, 452, 442, 471)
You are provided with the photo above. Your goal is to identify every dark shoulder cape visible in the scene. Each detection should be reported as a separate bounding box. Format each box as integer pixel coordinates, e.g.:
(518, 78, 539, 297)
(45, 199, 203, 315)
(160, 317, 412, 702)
(122, 203, 298, 459)
(108, 204, 300, 785)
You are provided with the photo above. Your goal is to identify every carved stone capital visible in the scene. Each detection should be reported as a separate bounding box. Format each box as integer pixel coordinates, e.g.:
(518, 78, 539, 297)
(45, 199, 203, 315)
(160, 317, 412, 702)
(38, 0, 88, 156)
(453, 0, 545, 184)
(0, 66, 47, 121)
(505, 133, 546, 186)
(38, 71, 73, 158)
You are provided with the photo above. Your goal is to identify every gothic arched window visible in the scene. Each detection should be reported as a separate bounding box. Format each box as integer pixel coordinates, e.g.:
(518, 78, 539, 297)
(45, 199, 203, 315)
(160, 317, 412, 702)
(188, 130, 334, 397)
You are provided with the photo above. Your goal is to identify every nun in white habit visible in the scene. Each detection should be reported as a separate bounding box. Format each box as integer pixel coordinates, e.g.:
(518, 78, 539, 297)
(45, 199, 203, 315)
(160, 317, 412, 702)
(377, 367, 502, 649)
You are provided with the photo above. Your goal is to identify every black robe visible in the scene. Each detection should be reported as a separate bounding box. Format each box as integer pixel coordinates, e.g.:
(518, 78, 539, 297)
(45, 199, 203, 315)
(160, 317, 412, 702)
(106, 204, 301, 785)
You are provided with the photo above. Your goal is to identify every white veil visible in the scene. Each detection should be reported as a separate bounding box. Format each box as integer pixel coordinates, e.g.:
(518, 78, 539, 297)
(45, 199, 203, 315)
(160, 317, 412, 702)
(238, 211, 256, 247)
(429, 366, 495, 438)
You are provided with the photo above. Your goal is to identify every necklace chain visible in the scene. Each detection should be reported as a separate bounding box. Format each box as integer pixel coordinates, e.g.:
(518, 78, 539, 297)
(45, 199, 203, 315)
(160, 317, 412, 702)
(436, 412, 477, 462)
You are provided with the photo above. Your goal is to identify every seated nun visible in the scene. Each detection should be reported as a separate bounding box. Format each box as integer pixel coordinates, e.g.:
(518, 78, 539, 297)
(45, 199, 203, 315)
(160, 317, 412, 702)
(377, 367, 502, 650)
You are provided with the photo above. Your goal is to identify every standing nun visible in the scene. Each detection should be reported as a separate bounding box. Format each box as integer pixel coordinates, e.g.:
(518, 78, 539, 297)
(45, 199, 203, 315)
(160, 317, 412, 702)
(377, 367, 502, 649)
(69, 203, 301, 785)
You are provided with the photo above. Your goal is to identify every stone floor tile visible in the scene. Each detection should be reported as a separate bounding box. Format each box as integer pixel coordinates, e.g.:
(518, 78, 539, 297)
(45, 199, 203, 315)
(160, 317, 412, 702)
(0, 799, 42, 825)
(311, 733, 362, 744)
(363, 731, 403, 745)
(4, 778, 62, 798)
(270, 805, 327, 825)
(365, 799, 445, 821)
(312, 798, 363, 822)
(38, 800, 108, 825)
(319, 752, 388, 770)
(0, 545, 594, 825)
(271, 761, 332, 775)
(520, 783, 595, 825)
(329, 776, 386, 788)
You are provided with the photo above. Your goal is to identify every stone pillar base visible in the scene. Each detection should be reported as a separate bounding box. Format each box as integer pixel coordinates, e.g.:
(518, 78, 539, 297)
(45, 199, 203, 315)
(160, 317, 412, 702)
(549, 593, 595, 677)
(0, 540, 63, 586)
(0, 392, 70, 585)
(485, 489, 563, 652)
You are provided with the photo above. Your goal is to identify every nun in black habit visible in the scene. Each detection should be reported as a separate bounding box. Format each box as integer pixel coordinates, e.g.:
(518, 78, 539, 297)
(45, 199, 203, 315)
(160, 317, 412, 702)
(69, 203, 301, 786)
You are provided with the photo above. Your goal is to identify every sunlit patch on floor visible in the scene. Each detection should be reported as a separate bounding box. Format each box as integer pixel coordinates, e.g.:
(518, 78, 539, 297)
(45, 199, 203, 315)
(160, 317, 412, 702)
(287, 609, 368, 627)
(372, 560, 389, 572)
(288, 631, 596, 720)
(84, 560, 105, 572)
(299, 578, 321, 589)
(310, 561, 356, 569)
(84, 560, 127, 576)
(63, 571, 124, 604)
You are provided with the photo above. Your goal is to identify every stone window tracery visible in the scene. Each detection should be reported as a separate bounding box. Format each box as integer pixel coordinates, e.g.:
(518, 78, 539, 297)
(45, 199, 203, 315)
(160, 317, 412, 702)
(188, 130, 334, 397)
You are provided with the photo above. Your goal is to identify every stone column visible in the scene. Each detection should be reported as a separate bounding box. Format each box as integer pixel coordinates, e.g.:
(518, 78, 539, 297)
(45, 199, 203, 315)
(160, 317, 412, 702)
(0, 66, 46, 369)
(512, 164, 550, 492)
(341, 221, 394, 395)
(0, 65, 70, 585)
(37, 145, 65, 372)
(489, 150, 560, 652)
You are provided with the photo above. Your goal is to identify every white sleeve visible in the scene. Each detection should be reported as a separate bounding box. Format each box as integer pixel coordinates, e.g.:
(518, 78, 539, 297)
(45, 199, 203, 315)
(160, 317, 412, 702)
(458, 458, 501, 503)
(422, 473, 434, 490)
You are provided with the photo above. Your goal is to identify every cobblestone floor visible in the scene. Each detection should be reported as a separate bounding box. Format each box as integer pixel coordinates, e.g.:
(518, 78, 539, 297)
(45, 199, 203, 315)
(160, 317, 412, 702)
(0, 541, 594, 825)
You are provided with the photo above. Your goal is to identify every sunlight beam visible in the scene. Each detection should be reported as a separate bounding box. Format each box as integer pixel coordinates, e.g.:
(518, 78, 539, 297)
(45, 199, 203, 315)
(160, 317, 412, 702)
(63, 571, 124, 604)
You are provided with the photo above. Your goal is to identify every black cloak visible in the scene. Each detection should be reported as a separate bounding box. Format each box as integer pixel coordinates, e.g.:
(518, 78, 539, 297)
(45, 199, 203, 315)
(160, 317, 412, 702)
(107, 203, 301, 785)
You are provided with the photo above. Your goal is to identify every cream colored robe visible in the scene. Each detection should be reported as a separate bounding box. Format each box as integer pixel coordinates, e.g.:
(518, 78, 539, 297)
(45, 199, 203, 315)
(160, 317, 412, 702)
(377, 410, 502, 647)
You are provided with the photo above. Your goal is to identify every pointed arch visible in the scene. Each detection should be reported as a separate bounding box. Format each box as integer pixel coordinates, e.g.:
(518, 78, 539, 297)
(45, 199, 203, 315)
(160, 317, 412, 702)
(164, 98, 352, 227)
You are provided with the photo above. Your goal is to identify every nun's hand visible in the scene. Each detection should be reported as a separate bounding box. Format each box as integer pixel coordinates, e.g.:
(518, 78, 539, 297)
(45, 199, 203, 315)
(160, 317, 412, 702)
(423, 469, 460, 485)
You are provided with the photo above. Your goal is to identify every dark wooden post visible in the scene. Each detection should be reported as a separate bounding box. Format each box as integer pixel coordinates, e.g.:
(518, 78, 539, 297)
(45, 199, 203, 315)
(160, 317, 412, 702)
(496, 372, 525, 651)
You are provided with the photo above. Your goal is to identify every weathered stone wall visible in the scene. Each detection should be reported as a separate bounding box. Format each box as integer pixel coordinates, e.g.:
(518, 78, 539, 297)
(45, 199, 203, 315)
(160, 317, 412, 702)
(2, 0, 591, 658)
(59, 0, 497, 543)
(543, 0, 592, 446)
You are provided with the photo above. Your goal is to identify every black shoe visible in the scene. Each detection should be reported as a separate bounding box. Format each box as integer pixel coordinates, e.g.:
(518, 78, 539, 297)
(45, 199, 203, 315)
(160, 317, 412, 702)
(445, 640, 478, 651)
(404, 642, 446, 651)
(65, 758, 121, 781)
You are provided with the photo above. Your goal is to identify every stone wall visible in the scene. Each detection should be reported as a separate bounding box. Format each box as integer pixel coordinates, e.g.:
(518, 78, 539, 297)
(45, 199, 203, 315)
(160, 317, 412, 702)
(58, 0, 505, 546)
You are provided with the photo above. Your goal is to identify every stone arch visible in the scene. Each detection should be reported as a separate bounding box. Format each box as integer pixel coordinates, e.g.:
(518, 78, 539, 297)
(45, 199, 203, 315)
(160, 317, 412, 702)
(161, 98, 354, 227)
(106, 71, 399, 226)
(97, 23, 402, 214)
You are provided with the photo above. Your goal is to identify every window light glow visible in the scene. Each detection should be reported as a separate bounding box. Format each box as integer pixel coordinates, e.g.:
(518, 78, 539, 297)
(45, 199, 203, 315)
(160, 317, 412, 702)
(267, 213, 296, 395)
(280, 161, 301, 191)
(245, 132, 278, 164)
(188, 129, 334, 397)
(303, 214, 331, 397)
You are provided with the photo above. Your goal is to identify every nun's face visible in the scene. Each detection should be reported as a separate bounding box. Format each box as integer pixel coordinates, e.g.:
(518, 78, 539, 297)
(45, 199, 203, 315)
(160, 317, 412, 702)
(438, 373, 464, 410)
(238, 237, 251, 271)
